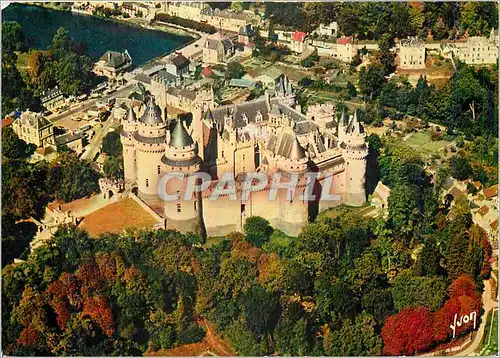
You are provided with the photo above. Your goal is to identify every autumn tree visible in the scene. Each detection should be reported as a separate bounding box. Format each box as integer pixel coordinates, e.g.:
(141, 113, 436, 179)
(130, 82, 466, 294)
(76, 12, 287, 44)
(381, 307, 434, 355)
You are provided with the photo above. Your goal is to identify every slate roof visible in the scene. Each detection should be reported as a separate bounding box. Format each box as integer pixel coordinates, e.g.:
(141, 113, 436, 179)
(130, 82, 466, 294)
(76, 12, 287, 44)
(166, 87, 197, 101)
(125, 107, 137, 123)
(170, 54, 190, 68)
(19, 112, 52, 128)
(55, 132, 83, 146)
(41, 86, 63, 103)
(170, 119, 194, 148)
(140, 100, 164, 125)
(99, 50, 131, 68)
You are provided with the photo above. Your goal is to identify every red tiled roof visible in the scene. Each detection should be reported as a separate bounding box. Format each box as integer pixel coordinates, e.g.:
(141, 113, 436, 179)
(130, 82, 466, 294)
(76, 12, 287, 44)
(490, 219, 498, 231)
(477, 205, 490, 216)
(337, 36, 353, 45)
(483, 185, 498, 199)
(2, 117, 14, 128)
(292, 31, 307, 42)
(201, 66, 214, 78)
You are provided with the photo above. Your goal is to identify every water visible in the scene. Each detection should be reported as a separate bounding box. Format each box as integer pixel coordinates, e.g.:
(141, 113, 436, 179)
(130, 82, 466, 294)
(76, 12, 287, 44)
(2, 3, 193, 65)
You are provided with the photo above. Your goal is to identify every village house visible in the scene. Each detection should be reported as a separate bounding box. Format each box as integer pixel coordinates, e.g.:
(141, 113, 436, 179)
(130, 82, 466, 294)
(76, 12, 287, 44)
(165, 53, 191, 78)
(444, 30, 499, 65)
(55, 132, 85, 155)
(40, 86, 64, 110)
(291, 31, 308, 54)
(335, 36, 356, 62)
(93, 50, 133, 79)
(238, 24, 254, 45)
(162, 1, 209, 21)
(314, 22, 339, 37)
(399, 36, 426, 69)
(12, 111, 56, 148)
(202, 33, 235, 65)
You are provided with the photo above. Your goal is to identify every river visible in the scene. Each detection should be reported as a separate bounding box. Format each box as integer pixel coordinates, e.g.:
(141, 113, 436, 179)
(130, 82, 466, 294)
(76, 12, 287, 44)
(2, 3, 194, 65)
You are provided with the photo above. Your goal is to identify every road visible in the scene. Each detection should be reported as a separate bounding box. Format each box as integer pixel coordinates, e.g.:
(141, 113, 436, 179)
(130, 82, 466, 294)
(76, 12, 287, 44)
(81, 112, 118, 161)
(455, 276, 498, 356)
(48, 83, 134, 123)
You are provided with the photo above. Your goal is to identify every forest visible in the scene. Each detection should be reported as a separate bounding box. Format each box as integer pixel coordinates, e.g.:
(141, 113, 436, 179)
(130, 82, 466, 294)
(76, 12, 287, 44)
(2, 134, 493, 355)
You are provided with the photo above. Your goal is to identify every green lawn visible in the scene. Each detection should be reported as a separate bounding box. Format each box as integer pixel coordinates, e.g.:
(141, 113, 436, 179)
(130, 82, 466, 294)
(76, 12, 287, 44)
(404, 132, 450, 158)
(478, 309, 498, 355)
(16, 51, 31, 74)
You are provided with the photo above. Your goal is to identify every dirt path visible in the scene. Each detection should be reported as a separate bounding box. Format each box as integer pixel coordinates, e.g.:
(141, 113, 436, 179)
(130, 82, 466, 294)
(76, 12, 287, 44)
(201, 319, 237, 356)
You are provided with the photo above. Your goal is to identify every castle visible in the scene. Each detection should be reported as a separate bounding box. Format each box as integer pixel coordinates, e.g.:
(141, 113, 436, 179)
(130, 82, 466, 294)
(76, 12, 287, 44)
(120, 77, 368, 237)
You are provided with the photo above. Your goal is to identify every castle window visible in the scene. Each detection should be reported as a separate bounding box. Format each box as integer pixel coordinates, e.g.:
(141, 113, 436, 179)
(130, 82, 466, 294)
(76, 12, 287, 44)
(222, 150, 224, 158)
(177, 203, 181, 213)
(242, 154, 245, 160)
(194, 201, 197, 211)
(146, 178, 149, 187)
(158, 165, 161, 174)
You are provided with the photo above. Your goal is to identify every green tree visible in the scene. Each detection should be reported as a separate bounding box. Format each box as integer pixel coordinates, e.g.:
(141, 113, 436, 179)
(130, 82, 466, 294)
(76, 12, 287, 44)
(226, 61, 246, 79)
(346, 81, 357, 98)
(102, 131, 123, 157)
(449, 156, 472, 181)
(243, 216, 273, 247)
(392, 274, 447, 312)
(2, 22, 25, 52)
(323, 312, 382, 356)
(2, 127, 35, 160)
(103, 156, 124, 180)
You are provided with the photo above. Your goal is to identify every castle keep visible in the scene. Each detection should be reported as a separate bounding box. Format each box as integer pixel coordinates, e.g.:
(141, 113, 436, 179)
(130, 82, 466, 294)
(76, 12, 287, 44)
(120, 77, 368, 236)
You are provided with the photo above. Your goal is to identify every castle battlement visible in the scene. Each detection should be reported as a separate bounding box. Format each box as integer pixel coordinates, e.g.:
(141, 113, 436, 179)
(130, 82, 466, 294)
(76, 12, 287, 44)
(119, 76, 368, 237)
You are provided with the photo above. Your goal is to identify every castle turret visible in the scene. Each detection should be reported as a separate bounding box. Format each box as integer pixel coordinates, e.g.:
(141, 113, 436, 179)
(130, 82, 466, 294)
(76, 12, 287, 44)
(337, 108, 349, 145)
(121, 107, 138, 185)
(276, 75, 296, 107)
(343, 111, 368, 206)
(134, 98, 167, 196)
(276, 135, 310, 235)
(162, 118, 202, 232)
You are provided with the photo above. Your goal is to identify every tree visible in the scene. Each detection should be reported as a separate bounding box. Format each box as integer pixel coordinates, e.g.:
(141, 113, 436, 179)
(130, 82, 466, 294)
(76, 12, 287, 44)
(226, 61, 246, 79)
(2, 22, 25, 52)
(103, 156, 124, 180)
(346, 81, 357, 98)
(26, 51, 56, 96)
(51, 27, 73, 60)
(358, 65, 385, 99)
(381, 307, 434, 356)
(2, 127, 35, 160)
(244, 216, 273, 247)
(45, 152, 100, 202)
(230, 1, 243, 12)
(102, 131, 122, 157)
(392, 274, 447, 312)
(450, 156, 472, 181)
(241, 285, 279, 339)
(323, 312, 382, 356)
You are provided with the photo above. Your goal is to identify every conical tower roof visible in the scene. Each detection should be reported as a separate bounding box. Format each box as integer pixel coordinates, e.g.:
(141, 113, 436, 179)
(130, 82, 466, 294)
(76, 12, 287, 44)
(289, 136, 306, 161)
(340, 108, 349, 126)
(125, 107, 137, 122)
(170, 118, 194, 148)
(140, 98, 163, 125)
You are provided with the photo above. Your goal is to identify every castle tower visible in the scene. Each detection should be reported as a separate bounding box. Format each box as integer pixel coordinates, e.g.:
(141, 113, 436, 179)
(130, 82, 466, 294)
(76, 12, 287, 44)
(337, 108, 349, 145)
(134, 98, 167, 197)
(275, 135, 310, 235)
(120, 107, 138, 185)
(162, 118, 202, 232)
(343, 111, 368, 206)
(276, 75, 296, 107)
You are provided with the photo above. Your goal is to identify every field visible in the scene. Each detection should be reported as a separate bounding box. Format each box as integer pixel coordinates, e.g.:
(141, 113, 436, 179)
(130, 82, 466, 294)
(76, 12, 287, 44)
(403, 132, 450, 158)
(78, 198, 160, 237)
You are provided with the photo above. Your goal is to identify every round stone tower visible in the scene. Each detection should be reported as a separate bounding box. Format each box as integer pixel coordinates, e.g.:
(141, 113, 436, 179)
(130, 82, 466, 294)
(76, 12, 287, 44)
(276, 136, 310, 236)
(162, 118, 202, 232)
(121, 107, 138, 185)
(343, 111, 368, 206)
(134, 98, 167, 197)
